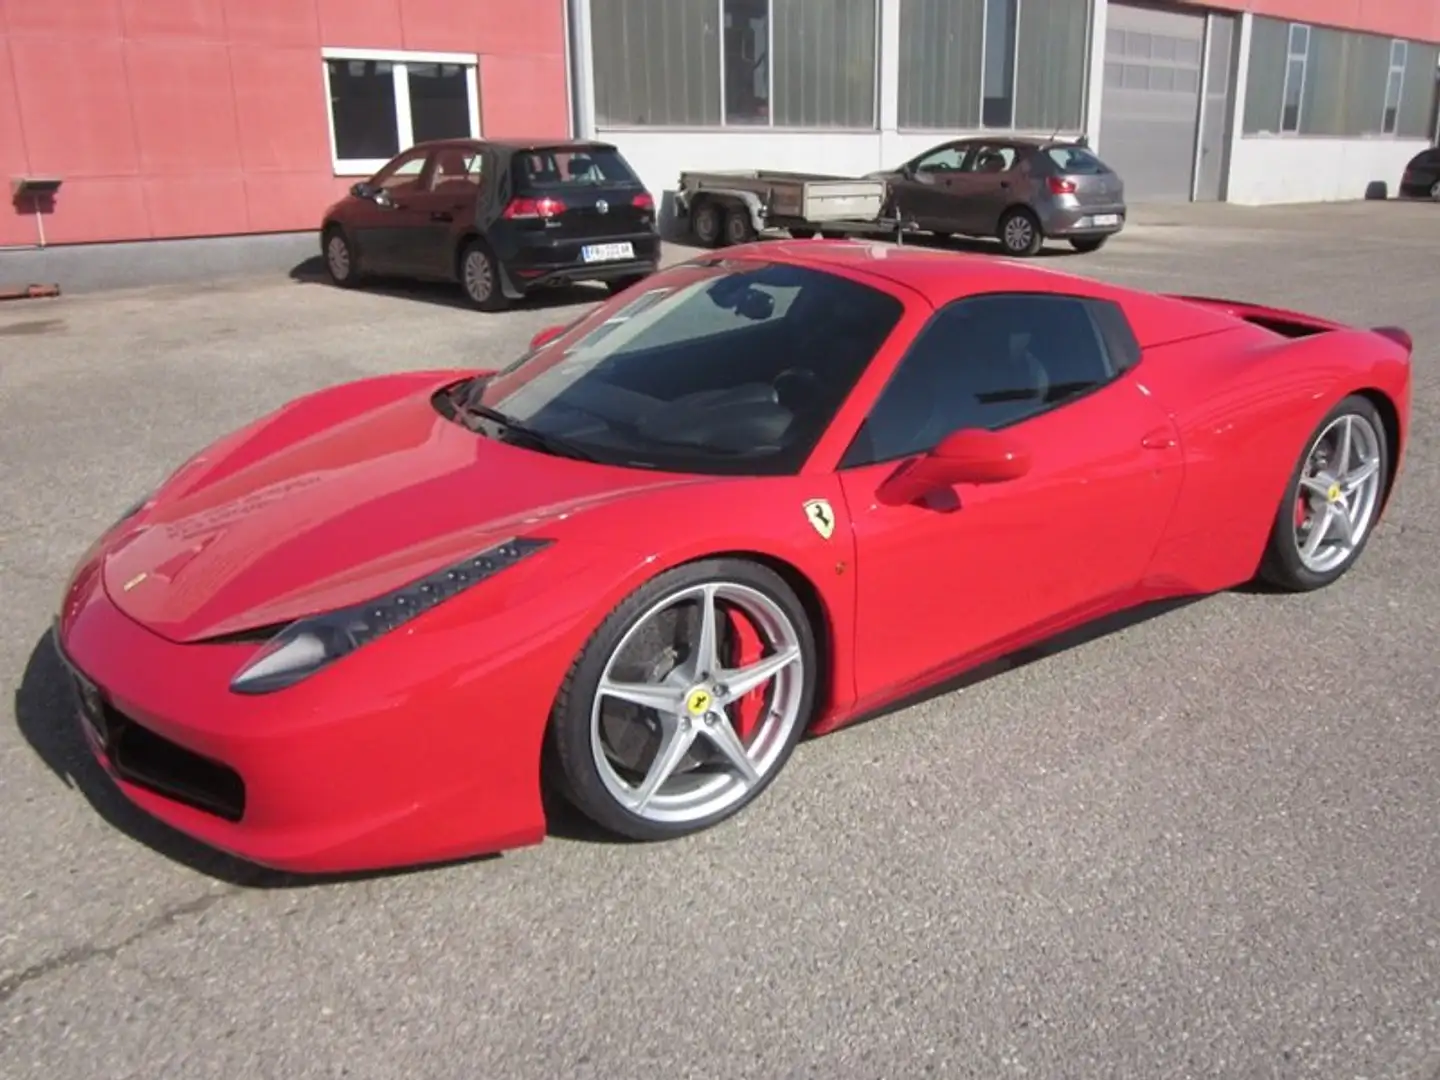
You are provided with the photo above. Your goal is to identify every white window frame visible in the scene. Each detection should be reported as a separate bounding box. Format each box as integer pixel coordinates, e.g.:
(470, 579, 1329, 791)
(1278, 22, 1310, 134)
(1381, 38, 1407, 135)
(320, 47, 481, 177)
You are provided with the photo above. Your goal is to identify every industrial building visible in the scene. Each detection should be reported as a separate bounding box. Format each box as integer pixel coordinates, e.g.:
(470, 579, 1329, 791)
(2, 0, 1437, 264)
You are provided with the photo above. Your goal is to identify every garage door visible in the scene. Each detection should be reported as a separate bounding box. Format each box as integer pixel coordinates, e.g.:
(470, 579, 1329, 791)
(1100, 2, 1206, 202)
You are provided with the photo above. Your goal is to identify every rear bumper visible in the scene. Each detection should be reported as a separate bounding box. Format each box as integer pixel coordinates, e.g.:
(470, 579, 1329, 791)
(497, 230, 661, 293)
(1039, 203, 1127, 237)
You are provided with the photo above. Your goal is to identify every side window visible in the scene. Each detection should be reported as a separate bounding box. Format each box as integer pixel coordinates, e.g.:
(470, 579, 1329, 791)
(372, 150, 430, 192)
(841, 293, 1129, 468)
(914, 145, 967, 172)
(963, 145, 1018, 173)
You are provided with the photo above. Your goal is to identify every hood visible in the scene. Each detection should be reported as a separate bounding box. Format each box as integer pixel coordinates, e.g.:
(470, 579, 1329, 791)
(102, 372, 691, 643)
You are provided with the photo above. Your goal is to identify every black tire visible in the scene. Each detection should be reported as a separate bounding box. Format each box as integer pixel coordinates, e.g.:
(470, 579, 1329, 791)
(997, 207, 1043, 256)
(788, 227, 817, 239)
(458, 238, 508, 311)
(605, 273, 649, 295)
(724, 204, 757, 245)
(1257, 394, 1391, 592)
(1069, 236, 1108, 253)
(1430, 180, 1440, 202)
(690, 199, 724, 247)
(547, 557, 818, 842)
(322, 226, 362, 288)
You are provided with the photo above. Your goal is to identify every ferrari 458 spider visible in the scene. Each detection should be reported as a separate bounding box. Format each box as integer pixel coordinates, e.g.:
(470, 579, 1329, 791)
(54, 240, 1412, 874)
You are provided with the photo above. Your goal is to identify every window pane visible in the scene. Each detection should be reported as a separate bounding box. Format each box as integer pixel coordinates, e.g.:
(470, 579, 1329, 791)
(592, 0, 721, 126)
(723, 0, 770, 124)
(982, 0, 1017, 127)
(408, 62, 471, 142)
(512, 146, 642, 189)
(898, 0, 983, 129)
(848, 294, 1114, 466)
(1397, 41, 1439, 136)
(1013, 0, 1088, 132)
(1298, 26, 1344, 136)
(328, 59, 400, 160)
(1282, 57, 1305, 130)
(773, 0, 877, 128)
(1242, 16, 1290, 133)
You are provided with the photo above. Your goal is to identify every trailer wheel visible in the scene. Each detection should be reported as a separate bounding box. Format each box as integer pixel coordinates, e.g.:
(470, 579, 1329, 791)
(690, 199, 724, 247)
(788, 228, 816, 239)
(724, 205, 757, 245)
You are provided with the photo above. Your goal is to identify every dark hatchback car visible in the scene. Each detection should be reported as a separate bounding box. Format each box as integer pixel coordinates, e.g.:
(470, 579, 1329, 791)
(320, 138, 661, 310)
(872, 136, 1126, 257)
(1398, 146, 1440, 201)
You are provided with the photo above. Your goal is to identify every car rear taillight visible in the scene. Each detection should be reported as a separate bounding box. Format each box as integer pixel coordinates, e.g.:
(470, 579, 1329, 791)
(1047, 177, 1078, 195)
(503, 196, 566, 219)
(632, 191, 655, 210)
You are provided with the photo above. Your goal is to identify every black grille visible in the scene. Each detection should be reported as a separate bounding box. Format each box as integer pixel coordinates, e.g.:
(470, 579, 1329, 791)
(63, 659, 246, 822)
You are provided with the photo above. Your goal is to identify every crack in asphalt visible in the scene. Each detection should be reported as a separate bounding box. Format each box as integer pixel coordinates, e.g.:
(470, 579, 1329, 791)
(0, 887, 239, 1009)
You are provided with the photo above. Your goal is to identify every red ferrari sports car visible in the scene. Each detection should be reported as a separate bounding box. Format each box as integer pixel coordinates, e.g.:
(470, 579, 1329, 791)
(55, 240, 1412, 874)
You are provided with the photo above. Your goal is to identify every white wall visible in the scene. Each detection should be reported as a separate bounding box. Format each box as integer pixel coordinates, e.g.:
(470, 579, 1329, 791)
(1225, 135, 1431, 204)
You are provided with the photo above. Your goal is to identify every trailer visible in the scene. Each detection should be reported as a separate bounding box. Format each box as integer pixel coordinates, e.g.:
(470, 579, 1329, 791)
(673, 169, 916, 247)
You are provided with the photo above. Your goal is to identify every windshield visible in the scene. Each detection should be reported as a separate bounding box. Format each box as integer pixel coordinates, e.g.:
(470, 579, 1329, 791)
(467, 260, 905, 475)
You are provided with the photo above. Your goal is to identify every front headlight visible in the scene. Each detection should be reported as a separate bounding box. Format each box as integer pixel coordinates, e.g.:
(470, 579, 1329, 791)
(228, 536, 552, 695)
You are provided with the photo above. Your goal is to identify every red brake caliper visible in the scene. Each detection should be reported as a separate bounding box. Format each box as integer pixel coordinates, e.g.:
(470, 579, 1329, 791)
(724, 606, 767, 743)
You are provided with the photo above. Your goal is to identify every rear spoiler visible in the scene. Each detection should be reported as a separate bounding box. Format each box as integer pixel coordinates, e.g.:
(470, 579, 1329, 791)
(1165, 294, 1411, 353)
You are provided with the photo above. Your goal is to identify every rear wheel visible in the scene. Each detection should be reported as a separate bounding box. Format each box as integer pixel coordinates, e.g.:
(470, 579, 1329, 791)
(1258, 394, 1389, 592)
(788, 227, 817, 239)
(548, 558, 817, 842)
(998, 207, 1044, 257)
(459, 239, 508, 311)
(724, 205, 757, 245)
(1069, 236, 1108, 253)
(690, 200, 724, 247)
(1430, 180, 1440, 201)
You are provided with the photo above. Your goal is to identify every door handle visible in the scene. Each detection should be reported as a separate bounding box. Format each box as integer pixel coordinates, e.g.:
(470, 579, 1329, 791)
(431, 211, 453, 222)
(1141, 427, 1177, 450)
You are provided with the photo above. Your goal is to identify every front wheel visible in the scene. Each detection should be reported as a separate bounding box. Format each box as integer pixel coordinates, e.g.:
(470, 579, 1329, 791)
(1069, 236, 1108, 253)
(548, 558, 817, 842)
(1257, 394, 1390, 592)
(323, 227, 362, 288)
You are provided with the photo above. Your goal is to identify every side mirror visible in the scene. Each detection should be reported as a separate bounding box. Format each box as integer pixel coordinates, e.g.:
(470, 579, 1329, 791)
(350, 181, 372, 198)
(529, 325, 566, 351)
(875, 428, 1031, 507)
(899, 162, 916, 180)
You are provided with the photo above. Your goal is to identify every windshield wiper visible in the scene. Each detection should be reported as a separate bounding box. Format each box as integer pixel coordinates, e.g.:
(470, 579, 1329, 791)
(455, 398, 601, 463)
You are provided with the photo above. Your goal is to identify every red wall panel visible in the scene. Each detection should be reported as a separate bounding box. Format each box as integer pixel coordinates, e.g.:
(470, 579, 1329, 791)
(1, 0, 570, 246)
(1193, 1, 1440, 43)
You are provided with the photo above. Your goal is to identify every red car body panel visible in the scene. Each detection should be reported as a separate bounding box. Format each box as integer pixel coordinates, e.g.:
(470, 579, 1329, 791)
(53, 241, 1413, 873)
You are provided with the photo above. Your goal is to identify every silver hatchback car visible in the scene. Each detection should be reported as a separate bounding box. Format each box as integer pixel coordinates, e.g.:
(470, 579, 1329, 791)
(873, 136, 1126, 257)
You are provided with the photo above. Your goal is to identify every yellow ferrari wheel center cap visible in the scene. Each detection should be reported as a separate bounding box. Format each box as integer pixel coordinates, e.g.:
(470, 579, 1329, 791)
(1326, 482, 1342, 503)
(685, 687, 713, 716)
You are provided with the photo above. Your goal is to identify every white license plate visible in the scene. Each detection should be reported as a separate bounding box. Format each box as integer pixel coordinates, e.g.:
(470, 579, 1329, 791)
(581, 242, 634, 263)
(1092, 214, 1120, 227)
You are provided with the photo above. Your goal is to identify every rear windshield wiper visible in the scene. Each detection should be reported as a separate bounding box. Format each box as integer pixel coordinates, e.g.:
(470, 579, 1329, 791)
(455, 398, 601, 463)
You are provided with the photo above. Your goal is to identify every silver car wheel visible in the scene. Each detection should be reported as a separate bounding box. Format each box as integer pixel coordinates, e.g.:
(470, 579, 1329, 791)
(1003, 214, 1034, 252)
(326, 234, 351, 280)
(464, 249, 493, 302)
(588, 580, 806, 825)
(1293, 411, 1384, 574)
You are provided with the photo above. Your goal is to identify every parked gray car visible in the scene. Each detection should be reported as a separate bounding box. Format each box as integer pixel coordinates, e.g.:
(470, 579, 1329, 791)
(871, 136, 1126, 257)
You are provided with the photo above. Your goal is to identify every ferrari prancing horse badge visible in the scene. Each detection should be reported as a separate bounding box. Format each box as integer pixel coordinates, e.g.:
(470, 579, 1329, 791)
(803, 498, 835, 540)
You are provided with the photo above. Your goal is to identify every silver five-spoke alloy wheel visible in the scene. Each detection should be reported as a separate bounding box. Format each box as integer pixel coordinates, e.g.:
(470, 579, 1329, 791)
(589, 580, 806, 826)
(1293, 410, 1383, 574)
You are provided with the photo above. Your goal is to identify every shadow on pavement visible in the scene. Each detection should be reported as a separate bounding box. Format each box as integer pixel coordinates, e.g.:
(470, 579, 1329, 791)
(12, 628, 497, 889)
(286, 255, 613, 313)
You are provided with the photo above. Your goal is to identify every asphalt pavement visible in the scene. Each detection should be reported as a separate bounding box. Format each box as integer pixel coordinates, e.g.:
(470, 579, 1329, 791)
(1, 201, 1437, 1079)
